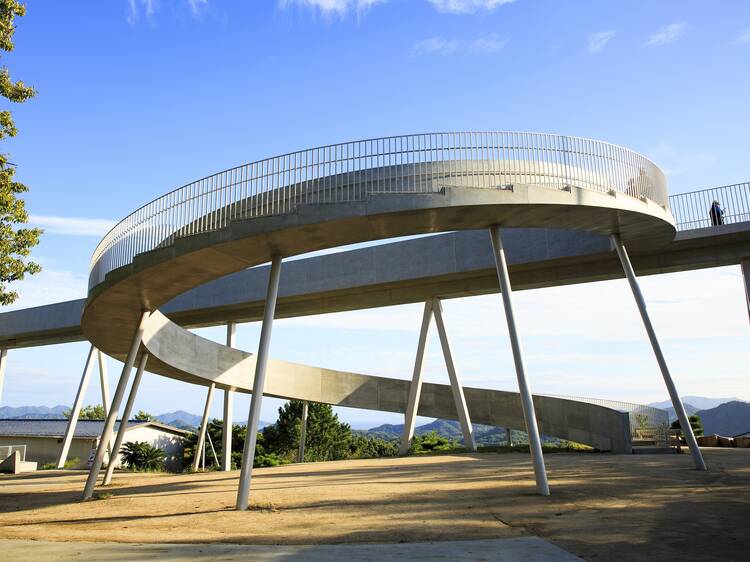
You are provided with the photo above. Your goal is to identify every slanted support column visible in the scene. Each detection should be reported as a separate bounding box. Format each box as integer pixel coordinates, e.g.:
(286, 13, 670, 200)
(489, 225, 550, 496)
(297, 401, 309, 463)
(431, 299, 476, 452)
(56, 345, 97, 468)
(83, 310, 150, 500)
(103, 353, 148, 485)
(742, 259, 750, 327)
(0, 348, 7, 404)
(98, 350, 110, 414)
(97, 350, 115, 454)
(400, 301, 433, 456)
(222, 322, 236, 471)
(236, 255, 282, 511)
(192, 382, 216, 472)
(611, 234, 707, 471)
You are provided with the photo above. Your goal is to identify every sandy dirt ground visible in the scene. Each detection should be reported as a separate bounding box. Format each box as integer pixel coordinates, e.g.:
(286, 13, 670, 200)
(1, 449, 748, 561)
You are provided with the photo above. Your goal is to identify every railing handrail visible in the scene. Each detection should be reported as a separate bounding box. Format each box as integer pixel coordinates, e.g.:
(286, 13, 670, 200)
(669, 181, 750, 232)
(87, 132, 669, 291)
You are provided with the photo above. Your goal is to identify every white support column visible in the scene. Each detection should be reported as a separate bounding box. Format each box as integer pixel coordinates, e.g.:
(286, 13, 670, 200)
(207, 431, 220, 467)
(222, 321, 236, 471)
(103, 353, 148, 485)
(236, 255, 282, 511)
(56, 345, 97, 468)
(83, 310, 150, 500)
(432, 298, 476, 452)
(192, 382, 216, 472)
(297, 401, 309, 463)
(489, 226, 550, 496)
(741, 258, 750, 327)
(0, 349, 7, 404)
(97, 350, 116, 455)
(400, 301, 434, 456)
(611, 234, 707, 471)
(98, 350, 111, 414)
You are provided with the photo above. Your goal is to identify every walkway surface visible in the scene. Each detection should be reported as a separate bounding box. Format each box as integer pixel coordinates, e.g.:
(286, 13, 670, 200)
(1, 449, 748, 561)
(0, 537, 580, 561)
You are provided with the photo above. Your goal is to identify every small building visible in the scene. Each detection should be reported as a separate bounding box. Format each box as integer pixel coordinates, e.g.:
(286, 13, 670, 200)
(0, 419, 190, 471)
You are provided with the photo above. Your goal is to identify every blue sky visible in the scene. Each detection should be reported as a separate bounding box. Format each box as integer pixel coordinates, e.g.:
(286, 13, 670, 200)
(2, 0, 749, 428)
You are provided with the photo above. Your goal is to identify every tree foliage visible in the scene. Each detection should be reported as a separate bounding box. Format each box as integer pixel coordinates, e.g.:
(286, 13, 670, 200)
(134, 410, 156, 422)
(409, 431, 460, 453)
(0, 0, 40, 305)
(180, 401, 401, 472)
(119, 441, 166, 471)
(263, 401, 352, 462)
(64, 403, 105, 420)
(671, 415, 704, 437)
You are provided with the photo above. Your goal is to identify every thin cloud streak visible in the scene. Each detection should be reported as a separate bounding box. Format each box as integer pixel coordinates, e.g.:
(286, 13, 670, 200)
(280, 0, 514, 17)
(645, 22, 687, 46)
(29, 215, 116, 237)
(413, 34, 509, 55)
(279, 0, 386, 17)
(426, 0, 515, 14)
(736, 28, 750, 44)
(127, 0, 208, 23)
(587, 30, 615, 53)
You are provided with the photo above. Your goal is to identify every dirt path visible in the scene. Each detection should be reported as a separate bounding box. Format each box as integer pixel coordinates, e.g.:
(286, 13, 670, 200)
(1, 449, 748, 561)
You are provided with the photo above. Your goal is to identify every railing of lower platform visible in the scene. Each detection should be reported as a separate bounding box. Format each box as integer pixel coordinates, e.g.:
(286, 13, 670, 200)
(669, 181, 750, 231)
(543, 394, 670, 448)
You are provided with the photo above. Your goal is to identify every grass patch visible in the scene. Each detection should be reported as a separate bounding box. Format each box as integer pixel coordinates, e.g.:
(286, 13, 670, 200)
(39, 457, 79, 470)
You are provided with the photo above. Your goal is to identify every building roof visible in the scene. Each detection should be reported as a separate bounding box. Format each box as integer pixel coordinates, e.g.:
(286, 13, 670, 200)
(0, 419, 191, 439)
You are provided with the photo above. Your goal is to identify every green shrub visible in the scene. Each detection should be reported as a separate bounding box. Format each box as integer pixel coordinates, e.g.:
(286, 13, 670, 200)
(671, 415, 704, 437)
(40, 457, 79, 470)
(409, 431, 461, 454)
(119, 441, 166, 471)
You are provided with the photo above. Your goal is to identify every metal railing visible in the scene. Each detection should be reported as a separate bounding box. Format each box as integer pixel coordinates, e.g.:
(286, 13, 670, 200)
(669, 182, 750, 231)
(88, 132, 668, 289)
(544, 394, 670, 448)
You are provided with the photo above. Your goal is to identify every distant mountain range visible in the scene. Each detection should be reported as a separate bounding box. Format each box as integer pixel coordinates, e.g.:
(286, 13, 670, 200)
(4, 395, 747, 440)
(648, 396, 744, 411)
(646, 396, 749, 435)
(362, 418, 510, 445)
(0, 405, 68, 419)
(697, 401, 750, 437)
(0, 406, 270, 431)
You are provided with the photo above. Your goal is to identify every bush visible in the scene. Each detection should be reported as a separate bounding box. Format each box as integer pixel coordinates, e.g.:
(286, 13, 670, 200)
(40, 457, 79, 470)
(671, 415, 704, 437)
(119, 441, 166, 471)
(409, 431, 461, 453)
(349, 434, 399, 458)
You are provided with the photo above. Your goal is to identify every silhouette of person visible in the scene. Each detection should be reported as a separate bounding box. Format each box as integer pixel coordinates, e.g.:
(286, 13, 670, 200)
(709, 200, 724, 226)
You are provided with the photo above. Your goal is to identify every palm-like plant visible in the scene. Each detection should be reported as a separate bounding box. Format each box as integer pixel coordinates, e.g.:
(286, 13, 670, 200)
(119, 441, 166, 471)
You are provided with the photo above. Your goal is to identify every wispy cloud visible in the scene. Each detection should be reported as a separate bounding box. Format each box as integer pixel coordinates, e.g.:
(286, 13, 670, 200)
(5, 267, 88, 310)
(645, 22, 687, 46)
(426, 0, 515, 14)
(587, 30, 615, 53)
(126, 0, 207, 24)
(413, 34, 509, 56)
(649, 142, 717, 177)
(736, 28, 750, 44)
(127, 0, 158, 24)
(187, 0, 208, 17)
(29, 215, 116, 237)
(279, 0, 386, 17)
(280, 0, 513, 17)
